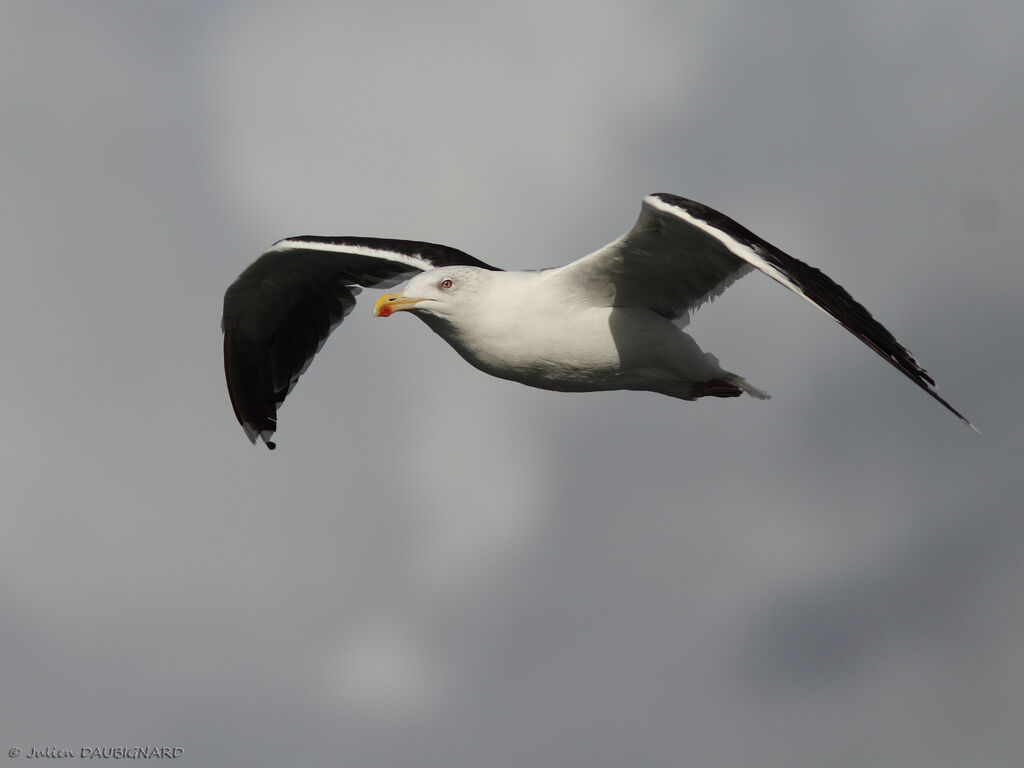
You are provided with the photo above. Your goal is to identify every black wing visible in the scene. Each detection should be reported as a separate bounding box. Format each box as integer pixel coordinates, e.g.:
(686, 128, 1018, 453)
(557, 193, 977, 431)
(222, 237, 500, 449)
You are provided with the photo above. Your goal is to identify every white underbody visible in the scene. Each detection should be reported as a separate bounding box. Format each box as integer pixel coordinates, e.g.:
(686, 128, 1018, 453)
(414, 270, 767, 400)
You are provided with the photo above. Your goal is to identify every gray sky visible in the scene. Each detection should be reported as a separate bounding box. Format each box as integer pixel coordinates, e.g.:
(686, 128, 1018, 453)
(3, 1, 1023, 766)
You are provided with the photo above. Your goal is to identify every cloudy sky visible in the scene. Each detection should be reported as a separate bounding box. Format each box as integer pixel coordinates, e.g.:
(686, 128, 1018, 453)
(3, 1, 1023, 765)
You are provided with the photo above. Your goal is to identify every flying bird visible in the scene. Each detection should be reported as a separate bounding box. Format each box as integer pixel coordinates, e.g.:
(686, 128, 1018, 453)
(222, 193, 976, 449)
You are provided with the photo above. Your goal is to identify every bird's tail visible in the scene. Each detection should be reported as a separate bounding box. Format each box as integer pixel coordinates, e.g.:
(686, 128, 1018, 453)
(692, 375, 770, 400)
(733, 376, 771, 400)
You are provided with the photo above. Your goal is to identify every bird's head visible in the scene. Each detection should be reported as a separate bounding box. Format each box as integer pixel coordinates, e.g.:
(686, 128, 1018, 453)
(373, 266, 489, 322)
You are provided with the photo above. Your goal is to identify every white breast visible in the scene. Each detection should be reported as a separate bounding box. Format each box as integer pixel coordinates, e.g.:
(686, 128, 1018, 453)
(431, 271, 715, 392)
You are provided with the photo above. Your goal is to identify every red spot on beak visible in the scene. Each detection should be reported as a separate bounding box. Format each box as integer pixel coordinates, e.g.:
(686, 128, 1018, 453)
(378, 304, 393, 317)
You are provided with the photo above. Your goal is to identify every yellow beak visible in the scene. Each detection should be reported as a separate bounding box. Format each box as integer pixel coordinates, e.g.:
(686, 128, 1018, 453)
(373, 291, 427, 317)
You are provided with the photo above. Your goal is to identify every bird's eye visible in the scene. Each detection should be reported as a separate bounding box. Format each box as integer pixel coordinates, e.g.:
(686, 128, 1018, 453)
(439, 278, 454, 290)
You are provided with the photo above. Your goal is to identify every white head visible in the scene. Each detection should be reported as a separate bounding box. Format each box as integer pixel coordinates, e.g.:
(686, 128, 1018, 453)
(372, 265, 492, 328)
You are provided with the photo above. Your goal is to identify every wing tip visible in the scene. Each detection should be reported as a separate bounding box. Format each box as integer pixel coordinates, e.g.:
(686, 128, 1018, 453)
(923, 384, 981, 435)
(235, 419, 278, 449)
(961, 414, 983, 436)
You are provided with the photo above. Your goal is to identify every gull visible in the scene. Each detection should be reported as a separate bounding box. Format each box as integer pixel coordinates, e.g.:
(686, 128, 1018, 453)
(222, 193, 976, 448)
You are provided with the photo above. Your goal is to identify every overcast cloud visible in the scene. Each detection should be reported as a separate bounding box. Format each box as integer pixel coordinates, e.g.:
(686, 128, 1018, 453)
(2, 1, 1023, 766)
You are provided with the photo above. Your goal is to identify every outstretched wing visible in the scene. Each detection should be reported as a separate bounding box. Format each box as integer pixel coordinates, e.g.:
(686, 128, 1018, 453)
(553, 193, 977, 431)
(222, 237, 500, 449)
(550, 194, 754, 319)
